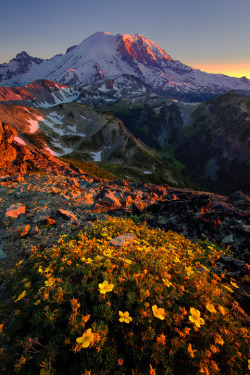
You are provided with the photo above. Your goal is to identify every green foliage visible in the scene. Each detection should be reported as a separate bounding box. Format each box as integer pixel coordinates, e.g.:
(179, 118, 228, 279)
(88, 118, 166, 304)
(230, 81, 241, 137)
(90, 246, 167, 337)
(23, 130, 52, 149)
(59, 155, 116, 180)
(61, 135, 82, 144)
(0, 217, 249, 374)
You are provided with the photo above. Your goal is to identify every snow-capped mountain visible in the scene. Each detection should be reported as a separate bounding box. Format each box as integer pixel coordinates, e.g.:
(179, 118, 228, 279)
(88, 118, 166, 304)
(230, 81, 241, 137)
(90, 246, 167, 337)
(1, 32, 250, 100)
(0, 51, 44, 83)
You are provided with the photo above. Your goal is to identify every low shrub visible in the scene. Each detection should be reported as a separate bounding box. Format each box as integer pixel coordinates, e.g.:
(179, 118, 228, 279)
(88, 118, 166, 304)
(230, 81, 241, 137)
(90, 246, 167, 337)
(0, 217, 249, 374)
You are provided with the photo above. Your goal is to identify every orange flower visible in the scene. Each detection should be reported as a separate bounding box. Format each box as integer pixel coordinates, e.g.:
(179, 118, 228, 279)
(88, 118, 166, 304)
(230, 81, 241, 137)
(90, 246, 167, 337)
(187, 343, 196, 358)
(149, 364, 156, 375)
(215, 334, 224, 346)
(156, 333, 166, 346)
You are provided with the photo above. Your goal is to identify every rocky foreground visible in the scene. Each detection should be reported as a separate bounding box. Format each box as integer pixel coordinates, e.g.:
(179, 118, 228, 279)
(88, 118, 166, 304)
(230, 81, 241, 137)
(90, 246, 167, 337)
(0, 172, 249, 266)
(1, 171, 250, 322)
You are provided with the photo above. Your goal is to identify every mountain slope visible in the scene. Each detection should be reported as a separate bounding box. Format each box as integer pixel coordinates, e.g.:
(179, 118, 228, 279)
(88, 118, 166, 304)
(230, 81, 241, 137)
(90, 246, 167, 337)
(0, 102, 182, 186)
(174, 91, 250, 194)
(106, 92, 250, 194)
(1, 32, 250, 101)
(0, 79, 80, 107)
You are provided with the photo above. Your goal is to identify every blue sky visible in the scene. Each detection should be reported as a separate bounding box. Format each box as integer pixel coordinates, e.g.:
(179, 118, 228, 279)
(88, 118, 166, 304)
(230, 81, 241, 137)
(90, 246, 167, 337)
(1, 0, 250, 77)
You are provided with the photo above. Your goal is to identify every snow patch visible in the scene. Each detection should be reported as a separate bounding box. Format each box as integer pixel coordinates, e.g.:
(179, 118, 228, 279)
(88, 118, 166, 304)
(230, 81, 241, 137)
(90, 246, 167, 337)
(28, 115, 44, 133)
(67, 124, 77, 133)
(91, 150, 102, 161)
(44, 146, 56, 155)
(50, 141, 74, 156)
(14, 136, 26, 145)
(42, 119, 65, 135)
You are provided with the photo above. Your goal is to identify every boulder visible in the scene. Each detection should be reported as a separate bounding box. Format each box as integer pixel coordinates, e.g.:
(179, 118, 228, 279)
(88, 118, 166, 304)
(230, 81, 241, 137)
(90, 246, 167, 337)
(33, 206, 51, 223)
(5, 203, 25, 219)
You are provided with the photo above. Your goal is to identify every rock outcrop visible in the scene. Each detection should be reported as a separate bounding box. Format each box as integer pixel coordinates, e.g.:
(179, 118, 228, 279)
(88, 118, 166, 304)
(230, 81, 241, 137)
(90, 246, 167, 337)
(0, 121, 83, 177)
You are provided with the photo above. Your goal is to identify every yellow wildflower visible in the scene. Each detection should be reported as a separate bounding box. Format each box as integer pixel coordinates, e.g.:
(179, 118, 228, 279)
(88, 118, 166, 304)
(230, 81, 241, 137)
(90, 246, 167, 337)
(189, 308, 205, 328)
(248, 359, 250, 370)
(152, 305, 166, 320)
(14, 290, 26, 302)
(45, 277, 55, 287)
(76, 328, 94, 348)
(224, 285, 234, 293)
(162, 279, 172, 287)
(124, 258, 132, 264)
(206, 303, 217, 313)
(218, 305, 226, 315)
(185, 266, 194, 276)
(230, 281, 239, 288)
(119, 311, 132, 323)
(95, 255, 103, 261)
(99, 280, 114, 294)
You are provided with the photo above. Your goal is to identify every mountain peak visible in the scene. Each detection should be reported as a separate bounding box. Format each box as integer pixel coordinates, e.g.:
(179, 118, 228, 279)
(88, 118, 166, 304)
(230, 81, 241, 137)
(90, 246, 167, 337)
(116, 33, 172, 67)
(15, 51, 30, 58)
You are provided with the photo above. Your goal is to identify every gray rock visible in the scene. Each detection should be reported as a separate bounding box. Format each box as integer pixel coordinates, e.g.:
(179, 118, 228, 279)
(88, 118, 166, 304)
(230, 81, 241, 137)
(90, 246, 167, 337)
(29, 225, 39, 236)
(57, 209, 78, 225)
(13, 224, 31, 238)
(33, 206, 51, 223)
(222, 234, 234, 244)
(0, 242, 6, 259)
(110, 233, 137, 248)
